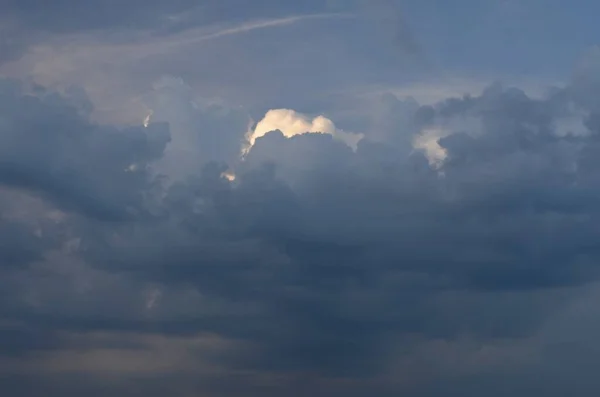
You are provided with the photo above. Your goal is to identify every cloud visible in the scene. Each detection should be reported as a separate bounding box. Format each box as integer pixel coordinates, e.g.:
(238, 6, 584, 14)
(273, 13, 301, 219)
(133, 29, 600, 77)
(142, 75, 251, 181)
(244, 108, 364, 155)
(0, 1, 334, 33)
(177, 13, 353, 44)
(0, 1, 347, 71)
(0, 1, 435, 129)
(412, 126, 449, 166)
(0, 78, 170, 219)
(5, 47, 600, 396)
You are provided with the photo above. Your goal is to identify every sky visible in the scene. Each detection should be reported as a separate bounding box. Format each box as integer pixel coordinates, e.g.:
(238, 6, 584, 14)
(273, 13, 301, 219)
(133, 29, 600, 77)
(2, 0, 600, 396)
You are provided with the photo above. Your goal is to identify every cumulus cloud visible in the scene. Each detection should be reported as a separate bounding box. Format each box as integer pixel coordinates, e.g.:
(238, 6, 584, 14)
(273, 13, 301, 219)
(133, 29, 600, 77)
(143, 75, 251, 181)
(5, 44, 600, 396)
(244, 108, 364, 155)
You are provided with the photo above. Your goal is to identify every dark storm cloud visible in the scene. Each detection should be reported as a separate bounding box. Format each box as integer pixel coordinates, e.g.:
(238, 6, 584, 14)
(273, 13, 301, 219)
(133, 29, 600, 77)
(0, 219, 46, 268)
(0, 79, 170, 219)
(4, 49, 600, 395)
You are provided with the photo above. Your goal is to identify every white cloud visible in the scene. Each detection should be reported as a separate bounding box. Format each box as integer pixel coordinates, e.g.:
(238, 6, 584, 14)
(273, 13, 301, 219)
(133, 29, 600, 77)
(175, 13, 353, 46)
(244, 108, 364, 155)
(412, 127, 449, 167)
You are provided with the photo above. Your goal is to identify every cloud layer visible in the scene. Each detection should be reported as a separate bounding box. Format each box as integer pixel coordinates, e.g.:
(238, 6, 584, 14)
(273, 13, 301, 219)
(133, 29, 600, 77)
(3, 4, 600, 394)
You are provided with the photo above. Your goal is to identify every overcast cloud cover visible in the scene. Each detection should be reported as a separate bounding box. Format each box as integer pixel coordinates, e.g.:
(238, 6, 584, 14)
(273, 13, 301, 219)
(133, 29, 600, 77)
(3, 0, 600, 396)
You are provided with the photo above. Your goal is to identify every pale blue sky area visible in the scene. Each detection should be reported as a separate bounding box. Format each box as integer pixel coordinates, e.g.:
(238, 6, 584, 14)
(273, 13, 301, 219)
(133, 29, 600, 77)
(400, 0, 596, 77)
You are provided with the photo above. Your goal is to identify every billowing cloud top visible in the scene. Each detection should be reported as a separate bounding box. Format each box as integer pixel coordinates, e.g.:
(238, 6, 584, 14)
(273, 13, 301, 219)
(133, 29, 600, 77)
(244, 108, 364, 155)
(3, 1, 600, 397)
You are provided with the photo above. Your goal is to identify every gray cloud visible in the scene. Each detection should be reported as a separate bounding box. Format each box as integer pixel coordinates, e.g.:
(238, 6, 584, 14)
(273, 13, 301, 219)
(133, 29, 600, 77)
(0, 79, 170, 219)
(4, 45, 600, 396)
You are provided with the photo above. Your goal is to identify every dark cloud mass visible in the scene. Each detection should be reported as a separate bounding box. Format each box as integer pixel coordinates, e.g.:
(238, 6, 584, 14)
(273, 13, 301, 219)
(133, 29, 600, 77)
(4, 9, 600, 393)
(0, 79, 170, 219)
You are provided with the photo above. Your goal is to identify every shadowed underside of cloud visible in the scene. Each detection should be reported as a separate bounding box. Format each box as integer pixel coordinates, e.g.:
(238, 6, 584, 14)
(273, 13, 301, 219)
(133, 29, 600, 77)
(4, 47, 600, 396)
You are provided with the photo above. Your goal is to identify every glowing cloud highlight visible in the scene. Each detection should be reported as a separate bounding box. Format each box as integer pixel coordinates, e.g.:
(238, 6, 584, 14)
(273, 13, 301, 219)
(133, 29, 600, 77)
(243, 108, 363, 155)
